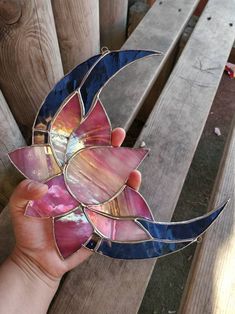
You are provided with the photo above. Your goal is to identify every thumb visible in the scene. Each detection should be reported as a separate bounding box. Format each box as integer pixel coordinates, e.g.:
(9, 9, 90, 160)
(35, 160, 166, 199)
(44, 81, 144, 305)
(64, 248, 93, 271)
(9, 179, 48, 215)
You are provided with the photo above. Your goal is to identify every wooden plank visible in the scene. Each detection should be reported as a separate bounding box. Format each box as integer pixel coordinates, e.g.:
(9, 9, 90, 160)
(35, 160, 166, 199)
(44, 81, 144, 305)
(100, 0, 200, 130)
(179, 117, 235, 313)
(137, 43, 179, 123)
(134, 0, 235, 219)
(51, 0, 100, 73)
(128, 0, 149, 36)
(0, 0, 63, 139)
(100, 0, 128, 50)
(0, 91, 25, 210)
(49, 1, 235, 313)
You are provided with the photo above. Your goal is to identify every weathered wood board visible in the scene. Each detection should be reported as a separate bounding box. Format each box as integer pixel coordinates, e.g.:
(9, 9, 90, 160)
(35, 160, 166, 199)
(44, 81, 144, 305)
(100, 0, 200, 130)
(48, 1, 235, 313)
(52, 0, 100, 73)
(100, 0, 128, 49)
(0, 0, 63, 138)
(0, 91, 25, 210)
(128, 0, 149, 36)
(180, 117, 235, 314)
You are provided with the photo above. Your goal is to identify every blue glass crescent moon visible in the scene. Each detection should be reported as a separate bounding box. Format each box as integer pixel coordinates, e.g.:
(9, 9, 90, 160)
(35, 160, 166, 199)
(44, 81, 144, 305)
(80, 50, 161, 113)
(88, 239, 192, 260)
(33, 50, 161, 132)
(84, 201, 228, 259)
(33, 54, 101, 131)
(137, 200, 228, 241)
(29, 48, 229, 260)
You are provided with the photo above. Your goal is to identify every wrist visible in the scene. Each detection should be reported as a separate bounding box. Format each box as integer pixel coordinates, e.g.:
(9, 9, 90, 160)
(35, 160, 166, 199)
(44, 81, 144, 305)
(10, 247, 61, 291)
(0, 248, 60, 314)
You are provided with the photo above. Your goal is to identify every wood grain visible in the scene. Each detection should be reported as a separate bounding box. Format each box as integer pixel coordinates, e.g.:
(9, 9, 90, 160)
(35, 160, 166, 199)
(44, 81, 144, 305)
(180, 117, 235, 314)
(100, 0, 128, 50)
(0, 91, 25, 211)
(52, 0, 100, 73)
(0, 0, 63, 139)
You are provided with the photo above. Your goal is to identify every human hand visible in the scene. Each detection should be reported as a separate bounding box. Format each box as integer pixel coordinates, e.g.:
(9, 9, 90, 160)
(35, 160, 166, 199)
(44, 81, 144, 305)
(9, 128, 142, 282)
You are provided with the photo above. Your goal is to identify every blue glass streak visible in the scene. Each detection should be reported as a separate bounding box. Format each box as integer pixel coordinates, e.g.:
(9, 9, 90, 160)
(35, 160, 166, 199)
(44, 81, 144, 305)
(137, 202, 228, 241)
(80, 50, 160, 113)
(34, 54, 101, 131)
(94, 239, 191, 259)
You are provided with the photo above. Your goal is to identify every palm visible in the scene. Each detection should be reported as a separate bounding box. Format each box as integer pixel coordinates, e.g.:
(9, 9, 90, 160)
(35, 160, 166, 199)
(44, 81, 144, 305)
(9, 128, 141, 278)
(12, 211, 91, 277)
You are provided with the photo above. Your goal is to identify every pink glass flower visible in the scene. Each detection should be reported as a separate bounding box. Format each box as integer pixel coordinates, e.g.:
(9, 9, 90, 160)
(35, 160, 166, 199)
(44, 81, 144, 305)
(9, 92, 152, 259)
(9, 50, 228, 260)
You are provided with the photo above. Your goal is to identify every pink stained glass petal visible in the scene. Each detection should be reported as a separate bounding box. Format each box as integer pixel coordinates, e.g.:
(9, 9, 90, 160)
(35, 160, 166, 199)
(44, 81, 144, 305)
(25, 206, 41, 217)
(85, 209, 150, 241)
(9, 145, 61, 181)
(50, 133, 68, 166)
(50, 92, 83, 165)
(66, 99, 111, 160)
(50, 92, 82, 137)
(88, 186, 154, 220)
(54, 208, 93, 259)
(65, 147, 149, 205)
(25, 175, 79, 218)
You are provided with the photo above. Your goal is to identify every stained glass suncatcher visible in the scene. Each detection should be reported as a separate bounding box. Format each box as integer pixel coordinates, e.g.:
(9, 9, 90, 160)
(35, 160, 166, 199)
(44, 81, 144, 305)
(9, 49, 229, 260)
